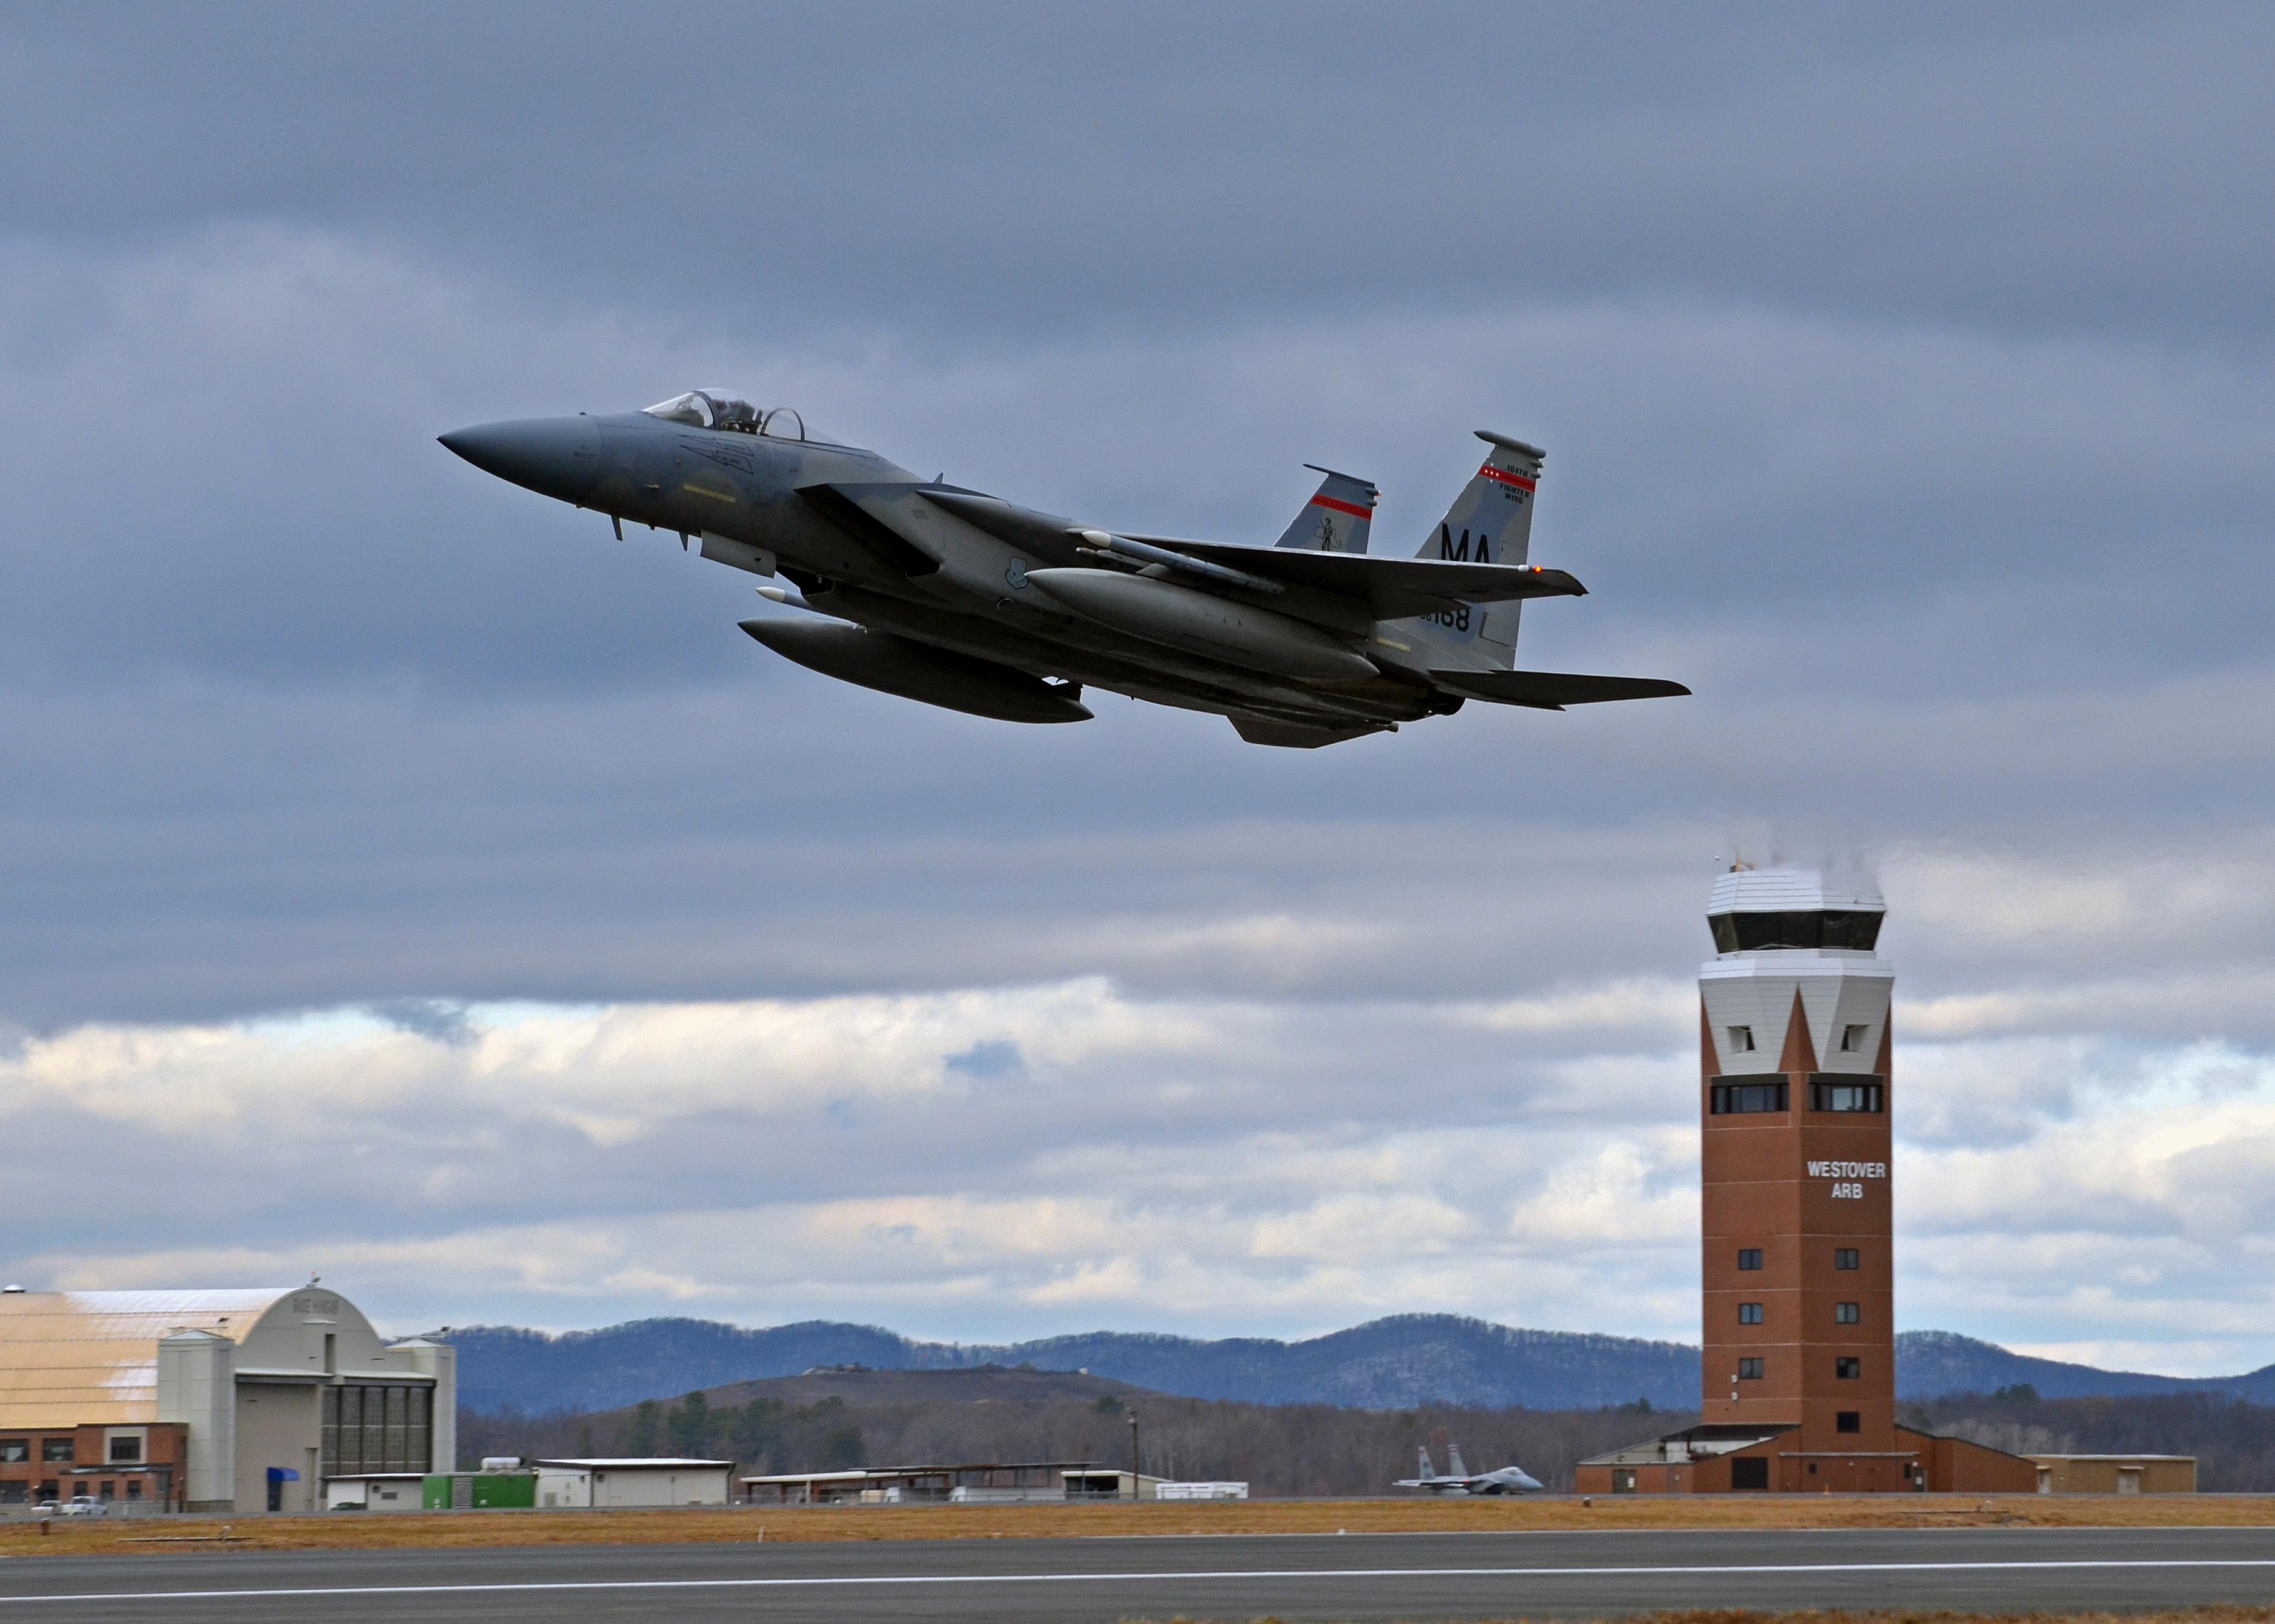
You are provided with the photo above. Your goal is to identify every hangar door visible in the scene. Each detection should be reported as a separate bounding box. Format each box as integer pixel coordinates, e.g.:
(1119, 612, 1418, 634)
(1729, 1456, 1769, 1491)
(321, 1384, 432, 1476)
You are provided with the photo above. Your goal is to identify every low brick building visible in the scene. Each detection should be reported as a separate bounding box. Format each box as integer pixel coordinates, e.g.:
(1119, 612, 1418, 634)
(0, 1421, 189, 1509)
(1577, 1421, 2036, 1495)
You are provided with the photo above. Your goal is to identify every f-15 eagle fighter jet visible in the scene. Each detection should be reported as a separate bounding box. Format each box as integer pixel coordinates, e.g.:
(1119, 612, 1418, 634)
(1395, 1442, 1546, 1496)
(440, 391, 1687, 748)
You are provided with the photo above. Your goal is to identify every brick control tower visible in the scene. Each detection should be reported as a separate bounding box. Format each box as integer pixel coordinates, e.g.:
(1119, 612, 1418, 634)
(1575, 866, 2035, 1495)
(1697, 864, 1899, 1491)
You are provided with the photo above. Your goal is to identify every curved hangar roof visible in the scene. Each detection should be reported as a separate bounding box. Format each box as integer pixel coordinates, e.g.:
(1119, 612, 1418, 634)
(0, 1287, 379, 1426)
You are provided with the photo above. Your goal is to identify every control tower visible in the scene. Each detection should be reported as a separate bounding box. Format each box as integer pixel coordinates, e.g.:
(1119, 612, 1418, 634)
(1575, 865, 2036, 1494)
(1698, 865, 1898, 1488)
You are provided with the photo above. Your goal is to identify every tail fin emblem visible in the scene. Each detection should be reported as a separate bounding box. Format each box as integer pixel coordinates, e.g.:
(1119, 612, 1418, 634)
(1437, 525, 1493, 563)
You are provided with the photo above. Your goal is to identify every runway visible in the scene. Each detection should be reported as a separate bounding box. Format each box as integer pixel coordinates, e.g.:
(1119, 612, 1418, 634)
(4, 1526, 2273, 1622)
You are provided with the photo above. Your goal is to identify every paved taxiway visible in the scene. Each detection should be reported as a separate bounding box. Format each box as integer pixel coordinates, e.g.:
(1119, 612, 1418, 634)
(4, 1526, 2273, 1622)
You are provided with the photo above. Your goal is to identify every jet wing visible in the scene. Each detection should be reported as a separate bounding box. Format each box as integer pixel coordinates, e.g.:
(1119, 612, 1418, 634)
(795, 483, 945, 577)
(917, 488, 1583, 618)
(913, 487, 1093, 564)
(1430, 670, 1692, 711)
(1121, 538, 1586, 619)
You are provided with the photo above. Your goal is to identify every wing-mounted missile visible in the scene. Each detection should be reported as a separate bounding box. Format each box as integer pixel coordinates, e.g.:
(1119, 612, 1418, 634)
(1071, 529, 1284, 595)
(738, 618, 1091, 724)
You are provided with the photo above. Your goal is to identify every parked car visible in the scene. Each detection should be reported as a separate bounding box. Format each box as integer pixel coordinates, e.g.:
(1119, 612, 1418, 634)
(31, 1499, 60, 1517)
(60, 1496, 107, 1517)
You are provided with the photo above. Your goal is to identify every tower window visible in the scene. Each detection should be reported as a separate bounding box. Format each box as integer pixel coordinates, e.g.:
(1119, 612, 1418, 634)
(1711, 1078, 1789, 1114)
(1810, 1078, 1885, 1113)
(1836, 1301, 1860, 1324)
(1835, 1248, 1860, 1270)
(1729, 1025, 1755, 1053)
(1709, 911, 1883, 954)
(1836, 1411, 1861, 1434)
(1737, 1248, 1763, 1271)
(1738, 1302, 1764, 1325)
(1836, 1357, 1861, 1379)
(1738, 1358, 1764, 1380)
(1839, 1024, 1869, 1053)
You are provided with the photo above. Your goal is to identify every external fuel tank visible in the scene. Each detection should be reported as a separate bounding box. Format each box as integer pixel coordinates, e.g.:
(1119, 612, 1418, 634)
(739, 619, 1092, 724)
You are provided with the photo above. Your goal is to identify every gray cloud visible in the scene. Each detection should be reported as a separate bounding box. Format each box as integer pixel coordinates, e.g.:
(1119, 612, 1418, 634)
(368, 999, 480, 1048)
(946, 1039, 1026, 1081)
(6, 6, 2269, 348)
(0, 5, 2270, 1365)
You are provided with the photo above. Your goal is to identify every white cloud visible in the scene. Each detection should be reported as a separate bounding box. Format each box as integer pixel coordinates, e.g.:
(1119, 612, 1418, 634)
(8, 969, 2273, 1374)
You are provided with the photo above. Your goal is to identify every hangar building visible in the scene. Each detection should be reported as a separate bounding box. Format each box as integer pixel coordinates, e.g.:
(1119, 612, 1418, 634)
(0, 1284, 453, 1512)
(1576, 867, 2035, 1494)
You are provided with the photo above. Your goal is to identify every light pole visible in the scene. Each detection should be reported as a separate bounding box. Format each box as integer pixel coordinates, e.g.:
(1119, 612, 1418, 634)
(1127, 1410, 1140, 1499)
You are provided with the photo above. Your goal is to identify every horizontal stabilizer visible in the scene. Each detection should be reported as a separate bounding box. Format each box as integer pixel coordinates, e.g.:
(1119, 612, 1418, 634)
(1431, 670, 1692, 711)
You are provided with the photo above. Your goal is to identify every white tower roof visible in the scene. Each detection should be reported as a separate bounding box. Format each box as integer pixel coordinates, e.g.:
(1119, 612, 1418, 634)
(1706, 866, 1884, 916)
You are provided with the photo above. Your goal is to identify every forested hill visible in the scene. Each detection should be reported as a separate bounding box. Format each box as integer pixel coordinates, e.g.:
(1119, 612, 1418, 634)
(449, 1314, 1695, 1413)
(1894, 1330, 2275, 1404)
(443, 1313, 2275, 1416)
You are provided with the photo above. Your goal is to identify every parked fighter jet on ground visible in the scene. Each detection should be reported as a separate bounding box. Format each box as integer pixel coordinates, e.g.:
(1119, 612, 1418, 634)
(1395, 1443, 1545, 1496)
(440, 391, 1686, 748)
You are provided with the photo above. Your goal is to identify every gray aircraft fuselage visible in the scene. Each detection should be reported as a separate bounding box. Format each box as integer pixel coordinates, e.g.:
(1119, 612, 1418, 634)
(439, 394, 1685, 747)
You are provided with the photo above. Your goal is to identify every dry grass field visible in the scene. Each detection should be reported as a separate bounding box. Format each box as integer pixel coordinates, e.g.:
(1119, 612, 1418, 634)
(4, 1493, 2272, 1559)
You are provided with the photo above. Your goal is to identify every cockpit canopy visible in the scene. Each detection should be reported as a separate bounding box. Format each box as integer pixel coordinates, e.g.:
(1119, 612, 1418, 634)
(642, 390, 806, 440)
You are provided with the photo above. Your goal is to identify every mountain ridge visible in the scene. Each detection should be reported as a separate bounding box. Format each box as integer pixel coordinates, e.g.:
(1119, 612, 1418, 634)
(445, 1313, 2275, 1416)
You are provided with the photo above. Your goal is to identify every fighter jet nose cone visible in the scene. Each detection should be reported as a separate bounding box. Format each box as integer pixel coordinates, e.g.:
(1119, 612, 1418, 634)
(437, 417, 600, 503)
(437, 424, 502, 470)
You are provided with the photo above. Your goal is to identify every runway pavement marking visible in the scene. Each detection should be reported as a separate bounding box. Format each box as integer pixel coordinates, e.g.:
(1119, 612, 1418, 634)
(6, 1557, 2275, 1604)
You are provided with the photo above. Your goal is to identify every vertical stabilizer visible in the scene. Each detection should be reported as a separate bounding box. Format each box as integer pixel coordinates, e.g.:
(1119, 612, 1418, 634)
(1417, 1445, 1436, 1479)
(1275, 465, 1377, 553)
(1384, 432, 1544, 670)
(1448, 1442, 1470, 1479)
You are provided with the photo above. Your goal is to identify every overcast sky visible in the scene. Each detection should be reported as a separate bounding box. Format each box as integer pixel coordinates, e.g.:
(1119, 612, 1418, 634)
(2, 3, 2271, 1377)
